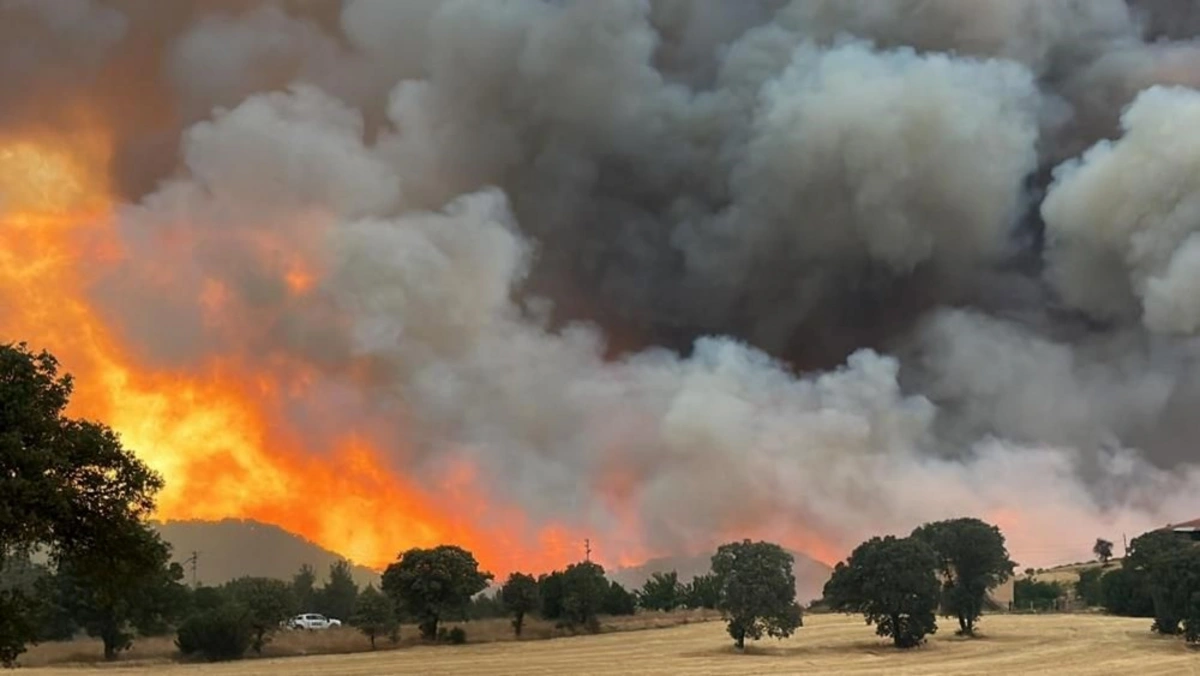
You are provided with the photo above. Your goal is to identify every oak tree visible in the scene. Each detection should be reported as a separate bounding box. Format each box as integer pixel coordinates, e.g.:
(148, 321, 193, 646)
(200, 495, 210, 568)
(711, 540, 802, 649)
(381, 545, 492, 640)
(911, 517, 1015, 636)
(824, 535, 940, 649)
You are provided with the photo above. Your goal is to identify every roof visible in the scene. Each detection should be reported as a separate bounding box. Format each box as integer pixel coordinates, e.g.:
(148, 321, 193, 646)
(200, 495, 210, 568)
(1169, 518, 1200, 531)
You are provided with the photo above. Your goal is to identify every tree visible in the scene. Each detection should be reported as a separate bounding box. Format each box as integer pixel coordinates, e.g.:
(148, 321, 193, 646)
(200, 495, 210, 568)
(0, 591, 36, 667)
(1125, 529, 1192, 634)
(824, 535, 940, 649)
(500, 573, 539, 636)
(683, 573, 720, 609)
(1100, 566, 1155, 617)
(314, 559, 358, 621)
(291, 564, 316, 611)
(53, 521, 188, 659)
(537, 571, 565, 621)
(558, 561, 609, 632)
(1013, 579, 1064, 610)
(911, 518, 1015, 636)
(602, 580, 636, 616)
(0, 343, 163, 664)
(711, 540, 803, 650)
(638, 571, 682, 612)
(380, 545, 492, 640)
(1076, 568, 1104, 607)
(1093, 539, 1114, 565)
(350, 585, 396, 649)
(222, 577, 296, 653)
(174, 604, 252, 662)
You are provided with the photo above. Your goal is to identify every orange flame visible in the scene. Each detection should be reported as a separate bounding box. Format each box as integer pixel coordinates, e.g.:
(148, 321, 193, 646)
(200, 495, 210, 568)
(0, 121, 591, 576)
(0, 119, 846, 578)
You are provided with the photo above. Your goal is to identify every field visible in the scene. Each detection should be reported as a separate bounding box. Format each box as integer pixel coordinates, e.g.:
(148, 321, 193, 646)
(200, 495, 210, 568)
(22, 612, 1200, 675)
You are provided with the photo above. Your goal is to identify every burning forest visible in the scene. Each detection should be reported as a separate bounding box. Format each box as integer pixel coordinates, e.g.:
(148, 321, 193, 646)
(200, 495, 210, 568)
(3, 0, 1200, 576)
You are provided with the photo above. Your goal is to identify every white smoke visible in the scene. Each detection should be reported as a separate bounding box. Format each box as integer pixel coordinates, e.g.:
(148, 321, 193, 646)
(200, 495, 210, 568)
(8, 0, 1200, 567)
(1044, 86, 1200, 335)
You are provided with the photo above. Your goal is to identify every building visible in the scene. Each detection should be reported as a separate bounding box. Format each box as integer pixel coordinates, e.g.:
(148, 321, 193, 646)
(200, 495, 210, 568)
(1168, 517, 1200, 541)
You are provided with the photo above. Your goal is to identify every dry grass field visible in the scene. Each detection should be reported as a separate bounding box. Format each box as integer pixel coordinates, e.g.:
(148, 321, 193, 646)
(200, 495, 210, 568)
(21, 612, 1200, 675)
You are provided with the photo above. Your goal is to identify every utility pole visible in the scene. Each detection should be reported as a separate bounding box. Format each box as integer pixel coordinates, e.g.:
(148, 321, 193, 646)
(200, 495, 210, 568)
(584, 538, 591, 563)
(183, 551, 199, 588)
(1122, 533, 1128, 559)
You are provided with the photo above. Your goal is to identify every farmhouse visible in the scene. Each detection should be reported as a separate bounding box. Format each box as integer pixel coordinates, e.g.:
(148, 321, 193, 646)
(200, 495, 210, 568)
(1168, 517, 1200, 542)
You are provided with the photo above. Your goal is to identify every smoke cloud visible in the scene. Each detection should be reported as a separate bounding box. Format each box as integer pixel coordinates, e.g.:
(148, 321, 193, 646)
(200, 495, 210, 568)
(6, 0, 1200, 568)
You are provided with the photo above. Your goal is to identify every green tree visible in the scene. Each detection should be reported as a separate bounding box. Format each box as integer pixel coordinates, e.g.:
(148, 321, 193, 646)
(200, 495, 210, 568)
(683, 573, 720, 609)
(602, 580, 636, 616)
(1076, 568, 1104, 607)
(314, 560, 358, 621)
(0, 591, 36, 667)
(1100, 566, 1155, 617)
(911, 518, 1015, 636)
(1093, 538, 1114, 565)
(291, 564, 316, 611)
(557, 561, 609, 632)
(222, 577, 296, 653)
(1013, 579, 1063, 610)
(51, 521, 187, 660)
(1125, 529, 1192, 634)
(638, 571, 682, 612)
(538, 570, 565, 621)
(380, 545, 492, 640)
(500, 573, 539, 636)
(824, 535, 940, 649)
(711, 540, 803, 650)
(174, 604, 252, 662)
(0, 343, 163, 664)
(350, 585, 396, 649)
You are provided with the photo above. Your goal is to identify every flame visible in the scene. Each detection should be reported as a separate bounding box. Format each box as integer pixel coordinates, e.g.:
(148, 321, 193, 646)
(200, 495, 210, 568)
(0, 121, 588, 576)
(0, 119, 845, 578)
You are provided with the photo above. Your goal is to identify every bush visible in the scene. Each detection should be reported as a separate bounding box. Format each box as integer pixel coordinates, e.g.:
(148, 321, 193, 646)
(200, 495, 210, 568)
(1014, 579, 1063, 611)
(175, 606, 252, 662)
(447, 626, 467, 645)
(1101, 567, 1154, 617)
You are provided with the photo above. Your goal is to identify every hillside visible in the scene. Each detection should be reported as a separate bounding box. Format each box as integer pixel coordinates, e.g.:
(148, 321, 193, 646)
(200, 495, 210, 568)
(152, 519, 381, 588)
(608, 550, 833, 605)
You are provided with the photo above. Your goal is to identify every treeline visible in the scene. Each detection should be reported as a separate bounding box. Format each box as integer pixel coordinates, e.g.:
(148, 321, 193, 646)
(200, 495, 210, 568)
(1071, 529, 1200, 642)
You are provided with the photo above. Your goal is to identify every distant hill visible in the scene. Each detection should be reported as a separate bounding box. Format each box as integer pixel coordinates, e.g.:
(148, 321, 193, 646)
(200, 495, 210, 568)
(153, 519, 834, 603)
(151, 519, 381, 589)
(608, 550, 833, 605)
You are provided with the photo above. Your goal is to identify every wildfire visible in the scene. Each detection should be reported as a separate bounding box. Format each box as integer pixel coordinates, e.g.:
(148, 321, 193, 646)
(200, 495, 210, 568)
(0, 123, 585, 576)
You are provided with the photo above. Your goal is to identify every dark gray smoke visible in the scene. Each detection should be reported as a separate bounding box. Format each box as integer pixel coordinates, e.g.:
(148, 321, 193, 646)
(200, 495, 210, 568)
(7, 0, 1200, 565)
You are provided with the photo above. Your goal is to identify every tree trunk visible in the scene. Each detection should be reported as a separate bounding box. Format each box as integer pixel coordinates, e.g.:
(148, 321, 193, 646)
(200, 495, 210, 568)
(513, 611, 525, 637)
(419, 616, 439, 640)
(734, 628, 745, 650)
(369, 630, 376, 650)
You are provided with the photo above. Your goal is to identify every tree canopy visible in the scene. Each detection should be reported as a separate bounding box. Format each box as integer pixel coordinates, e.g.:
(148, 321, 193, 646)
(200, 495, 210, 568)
(1093, 538, 1114, 565)
(222, 577, 296, 653)
(711, 540, 802, 649)
(315, 560, 358, 621)
(1, 343, 166, 664)
(500, 573, 539, 636)
(380, 545, 492, 640)
(638, 571, 682, 612)
(911, 517, 1015, 636)
(1125, 529, 1193, 634)
(52, 521, 188, 660)
(824, 535, 940, 649)
(350, 585, 397, 649)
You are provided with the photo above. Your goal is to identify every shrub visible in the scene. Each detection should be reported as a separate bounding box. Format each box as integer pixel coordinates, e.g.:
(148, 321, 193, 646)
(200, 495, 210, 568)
(447, 626, 467, 645)
(175, 606, 252, 662)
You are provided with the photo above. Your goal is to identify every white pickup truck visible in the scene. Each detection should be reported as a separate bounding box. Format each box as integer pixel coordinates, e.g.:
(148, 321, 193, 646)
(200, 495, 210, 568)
(285, 613, 343, 630)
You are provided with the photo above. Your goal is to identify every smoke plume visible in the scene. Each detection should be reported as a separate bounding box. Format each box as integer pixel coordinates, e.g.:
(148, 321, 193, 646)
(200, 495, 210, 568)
(5, 0, 1200, 570)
